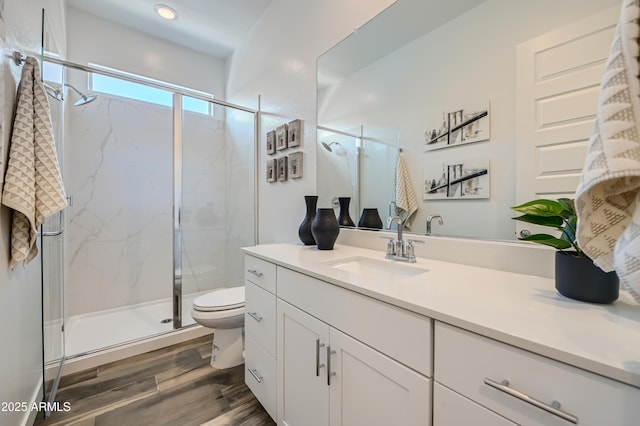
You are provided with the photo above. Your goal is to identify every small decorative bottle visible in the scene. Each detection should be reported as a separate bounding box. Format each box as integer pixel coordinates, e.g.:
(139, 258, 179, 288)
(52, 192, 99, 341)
(311, 208, 340, 250)
(298, 196, 318, 245)
(337, 197, 355, 227)
(357, 208, 383, 230)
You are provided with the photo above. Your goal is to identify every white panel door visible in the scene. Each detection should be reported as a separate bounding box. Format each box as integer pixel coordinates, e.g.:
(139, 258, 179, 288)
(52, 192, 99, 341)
(277, 299, 330, 426)
(515, 7, 619, 236)
(328, 328, 432, 426)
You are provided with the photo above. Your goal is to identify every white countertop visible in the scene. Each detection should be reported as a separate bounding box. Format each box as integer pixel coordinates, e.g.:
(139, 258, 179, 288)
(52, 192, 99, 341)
(243, 243, 640, 388)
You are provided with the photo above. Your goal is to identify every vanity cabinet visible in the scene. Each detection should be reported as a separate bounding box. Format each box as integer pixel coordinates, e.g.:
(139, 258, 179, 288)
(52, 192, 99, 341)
(277, 299, 431, 426)
(244, 256, 277, 421)
(243, 254, 433, 425)
(276, 266, 432, 426)
(434, 322, 640, 426)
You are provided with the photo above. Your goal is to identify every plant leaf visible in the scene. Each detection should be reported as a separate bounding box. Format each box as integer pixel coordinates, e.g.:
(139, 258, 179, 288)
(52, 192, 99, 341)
(518, 233, 573, 250)
(561, 215, 577, 244)
(557, 198, 576, 216)
(511, 199, 565, 217)
(511, 214, 564, 228)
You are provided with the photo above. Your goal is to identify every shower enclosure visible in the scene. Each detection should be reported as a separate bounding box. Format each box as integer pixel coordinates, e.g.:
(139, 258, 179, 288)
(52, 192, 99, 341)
(41, 57, 257, 368)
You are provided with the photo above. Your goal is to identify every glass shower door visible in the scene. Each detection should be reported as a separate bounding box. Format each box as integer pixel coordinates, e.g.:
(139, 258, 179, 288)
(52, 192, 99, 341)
(180, 97, 256, 323)
(63, 67, 175, 356)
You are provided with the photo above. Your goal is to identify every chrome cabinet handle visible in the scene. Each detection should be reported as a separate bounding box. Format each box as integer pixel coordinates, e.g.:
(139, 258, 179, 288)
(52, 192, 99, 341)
(248, 368, 263, 383)
(327, 345, 336, 385)
(316, 339, 325, 377)
(484, 378, 578, 424)
(247, 312, 262, 322)
(247, 269, 263, 277)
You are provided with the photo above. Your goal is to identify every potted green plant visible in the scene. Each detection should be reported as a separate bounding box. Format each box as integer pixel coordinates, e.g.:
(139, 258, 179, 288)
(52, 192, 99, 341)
(511, 198, 619, 304)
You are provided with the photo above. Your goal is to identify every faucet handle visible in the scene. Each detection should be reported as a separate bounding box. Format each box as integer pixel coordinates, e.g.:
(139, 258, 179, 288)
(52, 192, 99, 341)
(405, 239, 424, 262)
(380, 236, 395, 256)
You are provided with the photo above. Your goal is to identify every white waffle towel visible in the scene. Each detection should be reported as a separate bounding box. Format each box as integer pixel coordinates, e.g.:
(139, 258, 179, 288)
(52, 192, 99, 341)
(395, 152, 418, 228)
(575, 0, 640, 302)
(1, 56, 67, 269)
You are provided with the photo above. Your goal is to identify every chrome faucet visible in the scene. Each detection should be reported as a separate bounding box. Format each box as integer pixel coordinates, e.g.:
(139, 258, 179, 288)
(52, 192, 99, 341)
(383, 216, 424, 262)
(426, 214, 444, 235)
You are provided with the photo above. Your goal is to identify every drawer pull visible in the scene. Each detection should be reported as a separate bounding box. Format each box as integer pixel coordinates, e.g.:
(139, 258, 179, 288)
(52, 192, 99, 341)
(248, 312, 263, 322)
(247, 269, 263, 278)
(484, 378, 578, 424)
(248, 367, 263, 383)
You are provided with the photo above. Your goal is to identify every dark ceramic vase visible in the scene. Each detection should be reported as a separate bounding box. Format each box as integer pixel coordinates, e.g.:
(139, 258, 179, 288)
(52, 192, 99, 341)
(358, 208, 383, 229)
(311, 208, 340, 250)
(298, 196, 318, 245)
(555, 251, 619, 304)
(337, 197, 355, 227)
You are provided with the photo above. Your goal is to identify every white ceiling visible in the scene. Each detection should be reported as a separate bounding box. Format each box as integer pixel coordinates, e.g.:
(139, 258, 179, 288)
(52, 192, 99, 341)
(66, 0, 275, 58)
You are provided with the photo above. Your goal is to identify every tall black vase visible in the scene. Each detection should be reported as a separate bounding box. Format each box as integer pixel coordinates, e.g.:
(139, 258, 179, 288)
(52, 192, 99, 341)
(358, 208, 383, 229)
(298, 196, 318, 245)
(337, 197, 355, 227)
(555, 251, 619, 304)
(311, 208, 340, 250)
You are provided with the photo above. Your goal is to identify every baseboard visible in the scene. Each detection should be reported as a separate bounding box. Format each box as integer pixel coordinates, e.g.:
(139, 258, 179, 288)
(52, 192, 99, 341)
(21, 379, 43, 426)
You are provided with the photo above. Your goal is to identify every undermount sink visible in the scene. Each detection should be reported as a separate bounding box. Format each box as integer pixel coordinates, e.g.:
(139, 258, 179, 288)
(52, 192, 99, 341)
(324, 256, 428, 281)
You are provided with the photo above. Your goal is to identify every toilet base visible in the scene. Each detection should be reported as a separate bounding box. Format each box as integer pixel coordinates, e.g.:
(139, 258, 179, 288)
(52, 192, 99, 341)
(210, 327, 244, 369)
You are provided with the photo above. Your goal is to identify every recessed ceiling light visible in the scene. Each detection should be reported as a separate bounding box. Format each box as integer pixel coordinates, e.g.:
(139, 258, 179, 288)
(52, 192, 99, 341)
(155, 4, 178, 20)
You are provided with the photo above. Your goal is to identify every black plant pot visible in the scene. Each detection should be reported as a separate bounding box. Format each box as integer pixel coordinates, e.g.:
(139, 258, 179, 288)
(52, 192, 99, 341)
(311, 208, 340, 250)
(555, 251, 619, 304)
(337, 197, 355, 227)
(358, 208, 383, 230)
(298, 196, 318, 245)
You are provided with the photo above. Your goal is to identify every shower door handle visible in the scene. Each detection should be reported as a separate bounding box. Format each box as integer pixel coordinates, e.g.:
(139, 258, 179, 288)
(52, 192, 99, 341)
(41, 210, 64, 237)
(41, 196, 71, 237)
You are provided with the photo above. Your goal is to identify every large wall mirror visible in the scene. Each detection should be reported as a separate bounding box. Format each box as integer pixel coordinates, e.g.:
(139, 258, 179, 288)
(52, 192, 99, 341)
(317, 0, 620, 240)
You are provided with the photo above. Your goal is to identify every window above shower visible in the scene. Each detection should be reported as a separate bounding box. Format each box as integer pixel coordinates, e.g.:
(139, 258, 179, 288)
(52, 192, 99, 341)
(88, 64, 214, 116)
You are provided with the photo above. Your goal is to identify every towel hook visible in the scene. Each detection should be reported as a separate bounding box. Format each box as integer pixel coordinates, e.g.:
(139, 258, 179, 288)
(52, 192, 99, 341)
(12, 51, 26, 66)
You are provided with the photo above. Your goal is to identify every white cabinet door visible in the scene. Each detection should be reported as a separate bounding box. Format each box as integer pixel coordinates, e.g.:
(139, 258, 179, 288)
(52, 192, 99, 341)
(328, 328, 432, 426)
(277, 299, 330, 426)
(433, 382, 515, 426)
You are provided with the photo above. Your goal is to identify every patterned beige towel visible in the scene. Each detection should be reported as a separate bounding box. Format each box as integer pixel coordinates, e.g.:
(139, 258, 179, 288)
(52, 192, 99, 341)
(395, 152, 418, 228)
(1, 57, 66, 269)
(575, 0, 640, 302)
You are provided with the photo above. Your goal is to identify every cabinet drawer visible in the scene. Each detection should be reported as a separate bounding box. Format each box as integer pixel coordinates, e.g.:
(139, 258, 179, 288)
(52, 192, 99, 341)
(245, 281, 276, 357)
(435, 322, 640, 426)
(244, 255, 276, 293)
(278, 266, 432, 377)
(434, 382, 516, 426)
(245, 333, 276, 421)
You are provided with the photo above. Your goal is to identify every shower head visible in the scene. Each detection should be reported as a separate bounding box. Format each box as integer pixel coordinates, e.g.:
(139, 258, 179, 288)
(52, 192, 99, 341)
(65, 84, 98, 106)
(321, 141, 340, 152)
(74, 94, 98, 106)
(43, 83, 63, 102)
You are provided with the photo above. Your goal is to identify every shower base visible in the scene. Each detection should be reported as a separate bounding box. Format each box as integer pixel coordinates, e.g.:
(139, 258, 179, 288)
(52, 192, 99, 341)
(55, 292, 213, 378)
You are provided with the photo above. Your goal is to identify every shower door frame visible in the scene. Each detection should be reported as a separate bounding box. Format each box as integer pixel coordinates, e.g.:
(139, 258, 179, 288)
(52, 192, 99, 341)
(43, 54, 259, 337)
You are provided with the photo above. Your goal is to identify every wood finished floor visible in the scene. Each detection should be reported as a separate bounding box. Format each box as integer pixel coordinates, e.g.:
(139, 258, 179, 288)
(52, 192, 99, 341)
(34, 335, 275, 426)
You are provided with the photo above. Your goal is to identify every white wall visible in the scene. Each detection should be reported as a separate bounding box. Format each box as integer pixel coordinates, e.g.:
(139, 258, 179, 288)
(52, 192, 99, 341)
(316, 0, 620, 240)
(0, 1, 65, 424)
(66, 7, 225, 96)
(226, 0, 396, 244)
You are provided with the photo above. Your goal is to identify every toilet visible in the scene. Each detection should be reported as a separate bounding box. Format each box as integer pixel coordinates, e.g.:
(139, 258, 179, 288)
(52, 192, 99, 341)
(191, 286, 245, 369)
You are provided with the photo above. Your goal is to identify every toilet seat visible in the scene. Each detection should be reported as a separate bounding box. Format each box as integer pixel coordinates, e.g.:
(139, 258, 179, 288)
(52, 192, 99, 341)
(193, 287, 245, 312)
